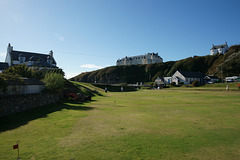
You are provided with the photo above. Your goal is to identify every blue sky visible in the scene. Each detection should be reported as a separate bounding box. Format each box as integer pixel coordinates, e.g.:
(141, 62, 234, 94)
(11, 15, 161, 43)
(0, 0, 240, 78)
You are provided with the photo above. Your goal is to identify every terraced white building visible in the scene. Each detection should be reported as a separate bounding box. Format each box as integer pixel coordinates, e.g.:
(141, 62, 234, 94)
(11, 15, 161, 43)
(116, 52, 163, 66)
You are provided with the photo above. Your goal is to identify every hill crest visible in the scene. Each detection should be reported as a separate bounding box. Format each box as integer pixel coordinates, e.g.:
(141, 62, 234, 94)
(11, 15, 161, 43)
(71, 45, 240, 84)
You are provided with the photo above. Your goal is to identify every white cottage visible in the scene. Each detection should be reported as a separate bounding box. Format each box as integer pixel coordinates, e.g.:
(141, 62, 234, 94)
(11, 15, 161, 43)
(5, 43, 57, 68)
(210, 42, 229, 55)
(171, 70, 205, 85)
(154, 77, 165, 88)
(163, 77, 172, 85)
(204, 75, 219, 83)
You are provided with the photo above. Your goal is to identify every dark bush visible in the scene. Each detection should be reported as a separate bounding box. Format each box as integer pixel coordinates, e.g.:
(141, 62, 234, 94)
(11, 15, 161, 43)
(192, 80, 199, 87)
(3, 64, 65, 80)
(0, 76, 7, 92)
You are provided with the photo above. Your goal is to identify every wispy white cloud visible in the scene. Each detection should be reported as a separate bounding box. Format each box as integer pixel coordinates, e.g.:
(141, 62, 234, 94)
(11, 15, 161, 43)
(65, 72, 79, 79)
(80, 64, 103, 69)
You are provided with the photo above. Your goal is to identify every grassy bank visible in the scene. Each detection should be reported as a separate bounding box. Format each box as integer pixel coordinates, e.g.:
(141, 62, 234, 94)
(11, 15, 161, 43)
(0, 84, 240, 159)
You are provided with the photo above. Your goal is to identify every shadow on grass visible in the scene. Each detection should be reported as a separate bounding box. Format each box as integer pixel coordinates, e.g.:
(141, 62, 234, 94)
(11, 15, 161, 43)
(0, 100, 95, 133)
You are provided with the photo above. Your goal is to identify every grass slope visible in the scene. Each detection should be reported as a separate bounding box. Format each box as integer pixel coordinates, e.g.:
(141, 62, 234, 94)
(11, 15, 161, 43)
(0, 84, 240, 159)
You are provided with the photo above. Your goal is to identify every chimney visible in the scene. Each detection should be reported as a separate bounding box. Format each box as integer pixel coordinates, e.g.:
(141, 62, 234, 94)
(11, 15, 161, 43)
(49, 50, 53, 68)
(7, 43, 13, 66)
(7, 43, 13, 53)
(225, 42, 227, 45)
(49, 50, 53, 57)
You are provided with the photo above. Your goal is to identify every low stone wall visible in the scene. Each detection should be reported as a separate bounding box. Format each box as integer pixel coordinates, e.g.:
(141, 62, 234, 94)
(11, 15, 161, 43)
(0, 93, 60, 117)
(0, 84, 45, 96)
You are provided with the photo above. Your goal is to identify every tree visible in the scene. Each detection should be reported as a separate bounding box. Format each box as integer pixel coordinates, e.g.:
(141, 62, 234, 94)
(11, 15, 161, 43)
(43, 73, 66, 93)
(4, 64, 65, 80)
(4, 64, 32, 78)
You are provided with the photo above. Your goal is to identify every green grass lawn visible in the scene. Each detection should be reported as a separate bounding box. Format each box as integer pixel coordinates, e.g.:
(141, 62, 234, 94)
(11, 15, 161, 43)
(1, 86, 240, 159)
(170, 82, 240, 90)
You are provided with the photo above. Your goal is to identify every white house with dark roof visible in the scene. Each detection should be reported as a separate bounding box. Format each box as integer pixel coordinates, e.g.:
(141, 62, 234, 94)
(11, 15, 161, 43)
(204, 75, 219, 83)
(210, 42, 229, 55)
(154, 77, 165, 89)
(5, 43, 57, 68)
(171, 70, 206, 85)
(116, 52, 163, 66)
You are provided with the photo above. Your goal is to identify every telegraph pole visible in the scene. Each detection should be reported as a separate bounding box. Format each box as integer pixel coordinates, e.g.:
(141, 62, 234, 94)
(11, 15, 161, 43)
(221, 65, 223, 83)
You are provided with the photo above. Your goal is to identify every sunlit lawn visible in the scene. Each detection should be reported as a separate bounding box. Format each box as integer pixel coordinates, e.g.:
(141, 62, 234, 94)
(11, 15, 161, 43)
(1, 88, 240, 159)
(171, 82, 240, 90)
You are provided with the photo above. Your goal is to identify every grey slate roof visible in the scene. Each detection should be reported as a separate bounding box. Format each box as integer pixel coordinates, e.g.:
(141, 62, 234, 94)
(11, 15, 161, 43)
(0, 62, 9, 70)
(205, 75, 219, 79)
(178, 71, 205, 78)
(12, 50, 57, 67)
(211, 44, 227, 49)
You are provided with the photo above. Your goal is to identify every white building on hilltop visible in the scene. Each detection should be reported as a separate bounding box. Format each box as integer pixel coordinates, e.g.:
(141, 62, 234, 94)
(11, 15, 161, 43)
(116, 52, 163, 66)
(210, 42, 229, 55)
(5, 43, 57, 68)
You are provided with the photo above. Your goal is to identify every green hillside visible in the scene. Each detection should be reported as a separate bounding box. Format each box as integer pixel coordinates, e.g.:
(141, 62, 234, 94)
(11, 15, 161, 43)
(71, 45, 240, 84)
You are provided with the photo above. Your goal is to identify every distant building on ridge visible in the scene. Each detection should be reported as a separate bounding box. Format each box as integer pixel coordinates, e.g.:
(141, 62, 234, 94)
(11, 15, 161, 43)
(116, 52, 163, 66)
(210, 42, 228, 55)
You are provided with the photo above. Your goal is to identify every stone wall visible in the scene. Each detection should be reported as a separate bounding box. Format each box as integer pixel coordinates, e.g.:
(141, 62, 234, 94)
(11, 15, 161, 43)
(0, 93, 60, 117)
(0, 84, 45, 96)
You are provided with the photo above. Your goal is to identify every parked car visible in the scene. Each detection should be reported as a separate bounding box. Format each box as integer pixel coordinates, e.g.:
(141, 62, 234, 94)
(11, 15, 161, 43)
(206, 81, 214, 84)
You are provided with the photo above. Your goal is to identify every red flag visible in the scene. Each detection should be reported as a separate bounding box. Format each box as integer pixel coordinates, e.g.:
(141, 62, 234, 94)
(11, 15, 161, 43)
(13, 144, 18, 149)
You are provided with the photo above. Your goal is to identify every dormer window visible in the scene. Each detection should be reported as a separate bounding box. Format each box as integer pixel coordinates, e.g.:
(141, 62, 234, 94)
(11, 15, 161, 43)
(47, 56, 51, 64)
(18, 54, 25, 64)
